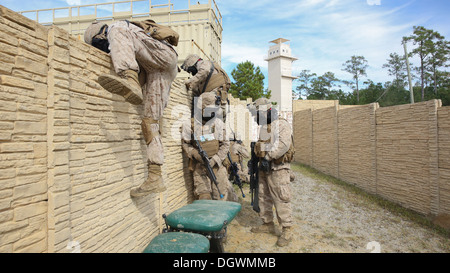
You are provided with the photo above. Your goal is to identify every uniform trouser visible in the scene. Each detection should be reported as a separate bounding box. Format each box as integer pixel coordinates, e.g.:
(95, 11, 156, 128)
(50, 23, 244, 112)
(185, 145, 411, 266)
(107, 21, 178, 165)
(258, 168, 293, 228)
(193, 162, 234, 201)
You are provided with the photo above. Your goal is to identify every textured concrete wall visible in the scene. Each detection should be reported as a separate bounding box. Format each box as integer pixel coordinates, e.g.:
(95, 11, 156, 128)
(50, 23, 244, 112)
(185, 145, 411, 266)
(0, 6, 50, 253)
(438, 107, 450, 215)
(0, 6, 194, 253)
(312, 105, 339, 177)
(293, 99, 449, 218)
(338, 103, 378, 194)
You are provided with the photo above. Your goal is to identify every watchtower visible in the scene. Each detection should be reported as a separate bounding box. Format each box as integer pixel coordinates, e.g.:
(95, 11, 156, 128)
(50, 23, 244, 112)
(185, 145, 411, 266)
(265, 38, 298, 113)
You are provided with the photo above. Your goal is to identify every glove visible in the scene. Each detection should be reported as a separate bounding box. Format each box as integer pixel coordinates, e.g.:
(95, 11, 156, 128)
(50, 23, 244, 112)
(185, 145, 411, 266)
(209, 157, 219, 168)
(222, 157, 231, 169)
(191, 150, 203, 162)
(254, 142, 266, 158)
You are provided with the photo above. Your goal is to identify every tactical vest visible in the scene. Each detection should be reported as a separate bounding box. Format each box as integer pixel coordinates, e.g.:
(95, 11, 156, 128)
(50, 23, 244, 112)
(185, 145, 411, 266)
(256, 119, 295, 165)
(229, 142, 240, 163)
(130, 19, 179, 46)
(190, 118, 220, 159)
(201, 62, 231, 105)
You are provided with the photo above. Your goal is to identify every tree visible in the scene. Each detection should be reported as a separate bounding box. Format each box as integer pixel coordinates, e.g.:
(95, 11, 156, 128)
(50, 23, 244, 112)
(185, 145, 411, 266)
(403, 26, 447, 101)
(342, 55, 368, 104)
(295, 70, 316, 99)
(383, 52, 408, 88)
(426, 37, 450, 94)
(229, 61, 269, 101)
(308, 72, 340, 100)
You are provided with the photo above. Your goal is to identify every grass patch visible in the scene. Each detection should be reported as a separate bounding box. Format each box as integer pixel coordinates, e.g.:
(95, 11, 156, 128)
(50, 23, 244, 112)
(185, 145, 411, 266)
(291, 162, 450, 239)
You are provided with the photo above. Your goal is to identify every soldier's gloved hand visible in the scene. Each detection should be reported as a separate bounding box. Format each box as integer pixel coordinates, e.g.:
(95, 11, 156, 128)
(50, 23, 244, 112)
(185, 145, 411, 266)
(209, 157, 218, 168)
(191, 150, 203, 162)
(222, 157, 231, 169)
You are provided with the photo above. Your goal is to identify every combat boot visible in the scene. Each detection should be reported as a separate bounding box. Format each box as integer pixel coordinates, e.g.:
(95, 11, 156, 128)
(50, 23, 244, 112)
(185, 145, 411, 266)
(198, 193, 212, 200)
(250, 222, 276, 235)
(98, 70, 143, 105)
(277, 226, 293, 247)
(130, 164, 166, 197)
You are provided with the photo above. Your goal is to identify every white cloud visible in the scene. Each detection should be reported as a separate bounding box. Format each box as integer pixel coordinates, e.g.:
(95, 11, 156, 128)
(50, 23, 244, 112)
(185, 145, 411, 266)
(220, 0, 420, 88)
(222, 41, 268, 69)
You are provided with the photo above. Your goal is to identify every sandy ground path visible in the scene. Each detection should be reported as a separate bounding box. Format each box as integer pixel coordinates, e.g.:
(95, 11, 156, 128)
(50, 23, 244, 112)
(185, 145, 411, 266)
(224, 164, 450, 253)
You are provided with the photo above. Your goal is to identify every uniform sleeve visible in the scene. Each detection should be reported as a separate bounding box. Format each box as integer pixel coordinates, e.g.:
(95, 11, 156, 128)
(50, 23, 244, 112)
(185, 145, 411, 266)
(267, 120, 292, 160)
(235, 143, 250, 158)
(211, 119, 230, 165)
(185, 60, 213, 92)
(181, 119, 196, 159)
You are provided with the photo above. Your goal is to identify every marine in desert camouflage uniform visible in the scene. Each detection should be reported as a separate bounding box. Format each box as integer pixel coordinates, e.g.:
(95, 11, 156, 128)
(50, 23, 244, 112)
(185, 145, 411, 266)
(248, 98, 295, 247)
(180, 54, 230, 120)
(181, 92, 237, 201)
(84, 20, 178, 197)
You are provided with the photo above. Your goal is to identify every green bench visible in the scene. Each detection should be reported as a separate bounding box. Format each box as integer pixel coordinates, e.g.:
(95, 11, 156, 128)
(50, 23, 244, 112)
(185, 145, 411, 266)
(144, 200, 241, 253)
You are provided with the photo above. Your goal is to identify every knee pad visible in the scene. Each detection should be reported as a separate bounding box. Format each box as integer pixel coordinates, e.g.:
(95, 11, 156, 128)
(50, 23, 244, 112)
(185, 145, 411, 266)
(141, 117, 160, 145)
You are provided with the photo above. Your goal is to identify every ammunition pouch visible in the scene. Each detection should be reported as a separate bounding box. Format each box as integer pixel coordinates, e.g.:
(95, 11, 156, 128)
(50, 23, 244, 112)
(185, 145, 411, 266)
(141, 117, 160, 145)
(196, 139, 219, 159)
(273, 135, 295, 165)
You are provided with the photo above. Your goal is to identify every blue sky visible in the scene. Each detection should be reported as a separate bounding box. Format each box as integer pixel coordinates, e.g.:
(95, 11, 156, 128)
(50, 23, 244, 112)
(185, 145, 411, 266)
(2, 0, 450, 92)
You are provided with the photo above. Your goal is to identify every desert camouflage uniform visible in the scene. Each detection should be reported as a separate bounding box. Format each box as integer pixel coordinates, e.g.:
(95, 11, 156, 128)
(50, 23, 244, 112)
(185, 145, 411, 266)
(225, 140, 250, 183)
(257, 118, 293, 228)
(107, 21, 178, 165)
(181, 117, 237, 201)
(182, 54, 230, 120)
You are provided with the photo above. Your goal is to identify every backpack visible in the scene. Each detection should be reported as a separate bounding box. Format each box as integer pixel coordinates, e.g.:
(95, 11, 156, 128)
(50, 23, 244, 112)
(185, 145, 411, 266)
(131, 19, 179, 46)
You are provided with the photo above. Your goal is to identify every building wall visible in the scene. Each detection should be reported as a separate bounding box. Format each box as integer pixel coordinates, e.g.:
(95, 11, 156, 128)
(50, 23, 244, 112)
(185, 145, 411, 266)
(19, 0, 223, 68)
(293, 99, 450, 218)
(0, 6, 50, 253)
(0, 6, 194, 253)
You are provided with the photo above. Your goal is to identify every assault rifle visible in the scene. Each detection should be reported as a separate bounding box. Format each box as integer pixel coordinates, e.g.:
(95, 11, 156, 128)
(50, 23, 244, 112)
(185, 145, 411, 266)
(194, 138, 224, 199)
(249, 142, 260, 213)
(227, 152, 245, 198)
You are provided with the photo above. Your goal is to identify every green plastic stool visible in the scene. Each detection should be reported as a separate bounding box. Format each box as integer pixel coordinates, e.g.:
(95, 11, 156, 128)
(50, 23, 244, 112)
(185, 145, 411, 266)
(165, 200, 241, 233)
(143, 232, 210, 253)
(163, 200, 242, 253)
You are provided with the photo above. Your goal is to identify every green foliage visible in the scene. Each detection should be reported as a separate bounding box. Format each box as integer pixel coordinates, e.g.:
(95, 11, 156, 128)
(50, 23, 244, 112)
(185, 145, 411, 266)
(342, 55, 369, 103)
(296, 26, 449, 107)
(229, 61, 270, 101)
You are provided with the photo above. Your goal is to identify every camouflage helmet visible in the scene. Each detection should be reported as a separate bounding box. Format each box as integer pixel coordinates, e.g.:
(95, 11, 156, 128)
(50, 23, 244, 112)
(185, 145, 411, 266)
(254, 98, 271, 109)
(84, 21, 107, 45)
(194, 92, 223, 121)
(181, 54, 201, 71)
(247, 97, 271, 114)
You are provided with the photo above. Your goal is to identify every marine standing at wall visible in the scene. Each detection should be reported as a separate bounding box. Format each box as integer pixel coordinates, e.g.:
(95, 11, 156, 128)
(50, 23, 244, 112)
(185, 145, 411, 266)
(248, 98, 295, 247)
(181, 92, 237, 201)
(84, 20, 179, 197)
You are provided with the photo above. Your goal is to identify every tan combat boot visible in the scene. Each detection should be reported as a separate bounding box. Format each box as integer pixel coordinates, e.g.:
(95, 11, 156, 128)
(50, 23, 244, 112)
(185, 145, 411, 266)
(250, 222, 276, 235)
(130, 164, 166, 197)
(198, 193, 212, 200)
(277, 226, 293, 247)
(98, 70, 143, 105)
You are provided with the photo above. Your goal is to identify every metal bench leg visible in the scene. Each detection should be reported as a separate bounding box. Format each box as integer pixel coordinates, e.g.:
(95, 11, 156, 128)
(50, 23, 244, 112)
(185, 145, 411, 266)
(209, 238, 224, 253)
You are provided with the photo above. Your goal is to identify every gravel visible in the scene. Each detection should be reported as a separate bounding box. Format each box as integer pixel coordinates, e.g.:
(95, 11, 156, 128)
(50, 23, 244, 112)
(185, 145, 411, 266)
(223, 166, 450, 253)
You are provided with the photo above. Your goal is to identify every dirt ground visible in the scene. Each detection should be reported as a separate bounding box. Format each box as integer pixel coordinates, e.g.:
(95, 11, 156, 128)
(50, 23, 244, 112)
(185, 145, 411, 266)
(223, 165, 450, 253)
